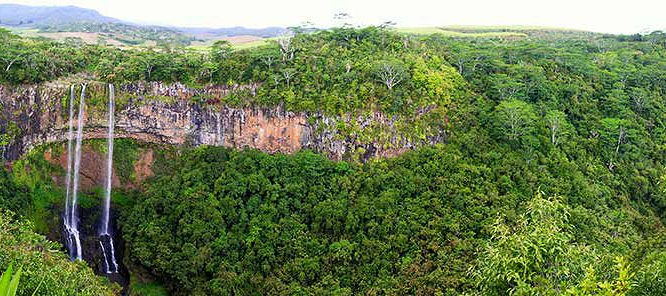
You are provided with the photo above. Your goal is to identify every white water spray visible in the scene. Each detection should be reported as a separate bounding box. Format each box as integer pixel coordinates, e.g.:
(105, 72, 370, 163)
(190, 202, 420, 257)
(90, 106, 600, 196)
(63, 84, 85, 261)
(99, 84, 119, 273)
(99, 241, 110, 273)
(63, 85, 76, 259)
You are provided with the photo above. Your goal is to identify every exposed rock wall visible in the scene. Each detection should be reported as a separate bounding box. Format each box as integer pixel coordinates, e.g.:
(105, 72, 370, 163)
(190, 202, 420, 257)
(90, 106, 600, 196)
(0, 81, 446, 161)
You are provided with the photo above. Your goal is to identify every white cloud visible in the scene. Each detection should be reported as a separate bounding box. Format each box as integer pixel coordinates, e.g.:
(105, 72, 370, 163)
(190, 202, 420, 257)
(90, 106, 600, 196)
(4, 0, 665, 33)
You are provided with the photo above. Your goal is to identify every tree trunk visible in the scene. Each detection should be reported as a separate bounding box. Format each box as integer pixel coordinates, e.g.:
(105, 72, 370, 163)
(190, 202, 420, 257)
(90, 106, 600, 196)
(5, 59, 16, 72)
(551, 126, 557, 145)
(615, 128, 624, 154)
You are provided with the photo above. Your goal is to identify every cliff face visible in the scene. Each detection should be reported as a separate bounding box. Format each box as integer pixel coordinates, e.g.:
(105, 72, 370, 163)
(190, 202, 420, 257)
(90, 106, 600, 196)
(0, 81, 446, 161)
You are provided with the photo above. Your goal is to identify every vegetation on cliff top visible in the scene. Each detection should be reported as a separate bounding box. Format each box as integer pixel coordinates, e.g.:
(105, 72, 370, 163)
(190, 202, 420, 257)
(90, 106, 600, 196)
(0, 26, 479, 116)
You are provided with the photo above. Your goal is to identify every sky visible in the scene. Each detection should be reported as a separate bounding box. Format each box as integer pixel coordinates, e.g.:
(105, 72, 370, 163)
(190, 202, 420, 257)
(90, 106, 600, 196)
(4, 0, 666, 34)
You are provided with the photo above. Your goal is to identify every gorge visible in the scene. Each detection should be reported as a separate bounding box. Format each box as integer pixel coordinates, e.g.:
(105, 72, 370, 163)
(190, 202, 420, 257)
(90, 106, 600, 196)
(2, 21, 666, 296)
(0, 79, 449, 288)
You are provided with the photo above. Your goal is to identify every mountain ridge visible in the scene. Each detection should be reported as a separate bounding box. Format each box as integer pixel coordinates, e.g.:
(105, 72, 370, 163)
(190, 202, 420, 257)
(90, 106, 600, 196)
(0, 3, 120, 26)
(0, 3, 283, 39)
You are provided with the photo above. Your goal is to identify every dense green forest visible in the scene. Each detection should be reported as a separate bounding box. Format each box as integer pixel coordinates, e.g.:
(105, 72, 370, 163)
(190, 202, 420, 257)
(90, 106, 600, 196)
(2, 25, 666, 295)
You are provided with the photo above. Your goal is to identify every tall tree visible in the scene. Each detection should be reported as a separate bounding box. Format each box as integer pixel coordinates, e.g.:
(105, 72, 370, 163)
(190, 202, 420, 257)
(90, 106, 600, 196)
(375, 61, 405, 90)
(493, 99, 537, 143)
(545, 110, 570, 146)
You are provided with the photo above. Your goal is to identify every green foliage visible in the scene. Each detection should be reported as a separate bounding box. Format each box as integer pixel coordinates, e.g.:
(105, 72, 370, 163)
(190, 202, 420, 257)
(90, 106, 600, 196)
(473, 194, 586, 295)
(122, 146, 496, 295)
(631, 252, 666, 295)
(472, 194, 637, 295)
(0, 263, 22, 296)
(0, 211, 120, 295)
(112, 139, 141, 183)
(120, 142, 661, 295)
(0, 27, 467, 117)
(8, 146, 63, 233)
(0, 169, 30, 217)
(411, 55, 461, 108)
(129, 276, 168, 296)
(628, 232, 666, 296)
(566, 257, 634, 296)
(493, 99, 537, 144)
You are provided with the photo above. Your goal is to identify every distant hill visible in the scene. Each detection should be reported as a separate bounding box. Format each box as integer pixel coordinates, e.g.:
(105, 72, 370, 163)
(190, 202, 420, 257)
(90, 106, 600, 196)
(0, 4, 284, 46)
(0, 4, 120, 26)
(179, 26, 284, 38)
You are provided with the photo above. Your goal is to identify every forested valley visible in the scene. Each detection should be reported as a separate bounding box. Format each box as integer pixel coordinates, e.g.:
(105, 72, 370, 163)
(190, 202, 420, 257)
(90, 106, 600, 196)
(1, 23, 666, 295)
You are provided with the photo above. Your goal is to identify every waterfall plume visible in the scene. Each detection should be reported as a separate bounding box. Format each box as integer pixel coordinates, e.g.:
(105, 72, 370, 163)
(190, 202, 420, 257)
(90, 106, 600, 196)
(63, 85, 76, 260)
(63, 84, 85, 261)
(99, 83, 119, 273)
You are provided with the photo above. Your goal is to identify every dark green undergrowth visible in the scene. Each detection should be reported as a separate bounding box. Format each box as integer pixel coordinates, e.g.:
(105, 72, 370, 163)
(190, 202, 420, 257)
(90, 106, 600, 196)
(120, 145, 666, 295)
(0, 210, 120, 295)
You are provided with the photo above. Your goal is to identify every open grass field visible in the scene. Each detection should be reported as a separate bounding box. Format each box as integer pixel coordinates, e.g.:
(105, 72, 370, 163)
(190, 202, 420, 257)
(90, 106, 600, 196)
(441, 25, 579, 32)
(3, 26, 151, 47)
(396, 27, 528, 37)
(189, 35, 276, 51)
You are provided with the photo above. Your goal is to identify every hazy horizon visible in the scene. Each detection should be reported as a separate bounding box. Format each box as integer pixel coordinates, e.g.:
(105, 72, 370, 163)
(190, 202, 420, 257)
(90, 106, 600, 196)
(2, 0, 665, 34)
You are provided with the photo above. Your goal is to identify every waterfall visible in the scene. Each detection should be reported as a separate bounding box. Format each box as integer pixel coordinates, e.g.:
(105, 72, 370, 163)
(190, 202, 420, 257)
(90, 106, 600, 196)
(99, 241, 110, 273)
(63, 85, 76, 260)
(63, 84, 85, 261)
(99, 84, 119, 273)
(101, 84, 114, 235)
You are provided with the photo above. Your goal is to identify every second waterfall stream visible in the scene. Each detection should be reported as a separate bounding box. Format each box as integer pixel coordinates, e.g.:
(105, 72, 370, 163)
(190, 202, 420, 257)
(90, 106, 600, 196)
(99, 83, 119, 273)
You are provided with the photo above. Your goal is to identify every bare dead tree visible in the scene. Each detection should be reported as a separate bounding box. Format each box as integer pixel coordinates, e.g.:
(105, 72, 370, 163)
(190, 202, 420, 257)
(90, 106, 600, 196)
(142, 60, 154, 80)
(545, 111, 567, 146)
(594, 38, 609, 53)
(615, 125, 626, 154)
(402, 35, 412, 49)
(607, 124, 628, 171)
(547, 118, 561, 146)
(499, 85, 521, 100)
(2, 54, 22, 72)
(607, 160, 615, 171)
(504, 108, 525, 141)
(632, 92, 648, 114)
(281, 69, 296, 88)
(261, 55, 275, 70)
(375, 63, 404, 90)
(453, 57, 465, 74)
(271, 74, 282, 88)
(453, 55, 483, 76)
(5, 59, 16, 72)
(278, 32, 295, 62)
